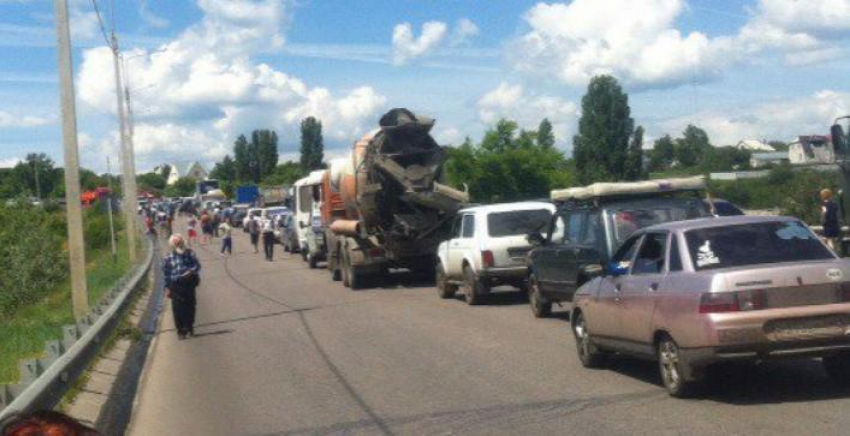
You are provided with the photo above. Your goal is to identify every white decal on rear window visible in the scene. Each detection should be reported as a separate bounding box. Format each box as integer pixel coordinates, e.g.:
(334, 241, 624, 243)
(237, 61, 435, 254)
(696, 240, 720, 267)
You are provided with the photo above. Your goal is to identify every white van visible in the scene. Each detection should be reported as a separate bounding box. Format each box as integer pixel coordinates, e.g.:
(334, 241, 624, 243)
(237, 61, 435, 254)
(293, 170, 326, 259)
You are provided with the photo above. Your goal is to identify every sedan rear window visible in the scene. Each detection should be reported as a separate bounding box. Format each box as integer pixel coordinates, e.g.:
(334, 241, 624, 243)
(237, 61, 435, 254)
(685, 221, 834, 271)
(488, 209, 552, 237)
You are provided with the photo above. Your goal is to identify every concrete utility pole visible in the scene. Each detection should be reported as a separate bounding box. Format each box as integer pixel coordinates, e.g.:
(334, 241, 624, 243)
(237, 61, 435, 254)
(54, 0, 89, 319)
(106, 156, 117, 262)
(111, 33, 138, 262)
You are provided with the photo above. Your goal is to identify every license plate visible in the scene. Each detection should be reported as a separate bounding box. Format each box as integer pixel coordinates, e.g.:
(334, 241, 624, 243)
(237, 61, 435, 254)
(764, 315, 850, 342)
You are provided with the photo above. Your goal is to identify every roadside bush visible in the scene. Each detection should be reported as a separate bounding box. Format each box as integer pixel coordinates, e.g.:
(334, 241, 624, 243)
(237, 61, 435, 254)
(83, 201, 122, 251)
(0, 203, 68, 315)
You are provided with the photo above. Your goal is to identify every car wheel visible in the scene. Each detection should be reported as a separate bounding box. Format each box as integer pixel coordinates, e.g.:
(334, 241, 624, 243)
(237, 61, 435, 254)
(462, 265, 485, 306)
(527, 274, 552, 318)
(657, 335, 696, 398)
(436, 263, 457, 299)
(308, 252, 318, 269)
(823, 352, 850, 386)
(572, 311, 605, 368)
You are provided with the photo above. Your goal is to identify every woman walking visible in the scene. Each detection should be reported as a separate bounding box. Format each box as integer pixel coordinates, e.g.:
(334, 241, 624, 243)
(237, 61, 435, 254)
(262, 218, 276, 261)
(162, 234, 202, 339)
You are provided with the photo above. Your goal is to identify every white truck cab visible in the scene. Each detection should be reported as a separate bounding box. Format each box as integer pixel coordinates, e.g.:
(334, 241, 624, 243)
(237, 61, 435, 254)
(436, 201, 555, 305)
(293, 170, 326, 260)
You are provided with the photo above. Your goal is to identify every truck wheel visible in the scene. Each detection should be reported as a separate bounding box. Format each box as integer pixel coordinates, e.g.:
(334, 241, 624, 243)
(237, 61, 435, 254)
(657, 335, 697, 398)
(436, 263, 457, 299)
(329, 250, 342, 281)
(527, 274, 552, 318)
(823, 352, 850, 386)
(308, 252, 318, 269)
(342, 249, 361, 290)
(462, 266, 485, 305)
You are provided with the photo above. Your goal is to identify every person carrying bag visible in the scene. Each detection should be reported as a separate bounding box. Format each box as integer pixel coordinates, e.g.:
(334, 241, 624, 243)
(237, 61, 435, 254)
(162, 234, 202, 339)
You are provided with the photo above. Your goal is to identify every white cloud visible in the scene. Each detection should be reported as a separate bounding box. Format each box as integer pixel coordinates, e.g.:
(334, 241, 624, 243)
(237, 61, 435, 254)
(76, 0, 387, 168)
(392, 21, 448, 65)
(0, 157, 22, 168)
(509, 0, 850, 89)
(477, 82, 577, 147)
(450, 18, 479, 46)
(656, 90, 850, 145)
(0, 110, 51, 128)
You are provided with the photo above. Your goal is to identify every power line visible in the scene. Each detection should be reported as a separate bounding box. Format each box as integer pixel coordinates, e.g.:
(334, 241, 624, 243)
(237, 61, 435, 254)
(90, 0, 112, 48)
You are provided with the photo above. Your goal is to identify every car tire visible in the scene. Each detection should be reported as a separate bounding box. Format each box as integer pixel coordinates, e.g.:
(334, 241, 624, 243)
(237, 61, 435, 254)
(823, 352, 850, 386)
(527, 274, 552, 318)
(462, 265, 485, 306)
(572, 310, 605, 368)
(308, 252, 318, 269)
(657, 335, 696, 398)
(436, 263, 457, 299)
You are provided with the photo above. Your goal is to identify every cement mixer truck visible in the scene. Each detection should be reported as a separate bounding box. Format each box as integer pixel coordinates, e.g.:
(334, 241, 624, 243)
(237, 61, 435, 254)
(323, 108, 469, 288)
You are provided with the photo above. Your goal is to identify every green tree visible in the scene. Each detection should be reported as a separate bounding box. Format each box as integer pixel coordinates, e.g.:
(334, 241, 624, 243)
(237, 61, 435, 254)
(481, 119, 518, 153)
(537, 118, 555, 149)
(264, 161, 305, 186)
(164, 177, 196, 198)
(252, 129, 279, 181)
(233, 135, 251, 181)
(210, 155, 236, 182)
(136, 172, 167, 192)
(623, 125, 645, 180)
(300, 117, 325, 171)
(649, 135, 676, 171)
(675, 125, 712, 167)
(573, 75, 634, 184)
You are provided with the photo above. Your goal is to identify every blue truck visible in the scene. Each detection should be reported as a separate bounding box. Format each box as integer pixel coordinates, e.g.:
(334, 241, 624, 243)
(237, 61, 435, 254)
(236, 185, 260, 205)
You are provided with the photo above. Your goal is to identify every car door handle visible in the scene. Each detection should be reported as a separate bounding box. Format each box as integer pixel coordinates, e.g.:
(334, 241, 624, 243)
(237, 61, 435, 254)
(649, 283, 659, 292)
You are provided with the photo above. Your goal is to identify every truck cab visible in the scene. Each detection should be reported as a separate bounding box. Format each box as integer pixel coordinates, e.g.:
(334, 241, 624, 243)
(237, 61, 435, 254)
(293, 170, 327, 265)
(526, 177, 711, 317)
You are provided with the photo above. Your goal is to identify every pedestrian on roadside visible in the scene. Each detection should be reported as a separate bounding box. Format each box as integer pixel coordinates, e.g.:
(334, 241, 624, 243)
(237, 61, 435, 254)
(220, 219, 233, 255)
(821, 188, 841, 252)
(200, 212, 213, 245)
(162, 234, 202, 340)
(187, 216, 198, 247)
(247, 215, 260, 254)
(262, 218, 275, 261)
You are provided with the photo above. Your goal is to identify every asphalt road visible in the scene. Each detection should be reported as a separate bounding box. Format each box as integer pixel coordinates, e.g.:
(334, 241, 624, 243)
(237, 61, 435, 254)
(129, 230, 850, 436)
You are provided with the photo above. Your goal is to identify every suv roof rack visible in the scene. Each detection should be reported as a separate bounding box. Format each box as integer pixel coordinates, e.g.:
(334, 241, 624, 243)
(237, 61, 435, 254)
(551, 176, 706, 202)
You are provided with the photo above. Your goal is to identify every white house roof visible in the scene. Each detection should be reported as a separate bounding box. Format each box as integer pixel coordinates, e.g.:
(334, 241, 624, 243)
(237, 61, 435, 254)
(736, 140, 775, 152)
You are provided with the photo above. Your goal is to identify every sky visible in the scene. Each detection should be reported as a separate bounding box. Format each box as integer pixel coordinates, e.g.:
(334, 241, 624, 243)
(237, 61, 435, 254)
(1, 0, 850, 174)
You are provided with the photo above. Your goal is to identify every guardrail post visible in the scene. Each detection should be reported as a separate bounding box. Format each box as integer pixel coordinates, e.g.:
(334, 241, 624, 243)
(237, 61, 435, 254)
(0, 386, 11, 409)
(62, 325, 80, 349)
(18, 359, 42, 386)
(41, 341, 65, 369)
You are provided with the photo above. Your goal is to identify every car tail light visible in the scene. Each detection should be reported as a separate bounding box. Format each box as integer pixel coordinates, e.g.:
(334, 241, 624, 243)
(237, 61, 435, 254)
(699, 292, 739, 314)
(481, 250, 495, 269)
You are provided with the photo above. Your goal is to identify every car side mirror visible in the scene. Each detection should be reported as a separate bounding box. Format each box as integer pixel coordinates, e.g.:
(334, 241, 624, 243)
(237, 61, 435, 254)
(580, 263, 604, 279)
(832, 123, 847, 160)
(606, 261, 629, 277)
(527, 231, 546, 246)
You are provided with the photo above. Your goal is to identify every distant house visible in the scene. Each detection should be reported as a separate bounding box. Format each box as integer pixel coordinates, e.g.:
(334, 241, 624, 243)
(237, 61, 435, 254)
(788, 135, 833, 165)
(164, 162, 209, 185)
(750, 152, 789, 168)
(735, 139, 775, 152)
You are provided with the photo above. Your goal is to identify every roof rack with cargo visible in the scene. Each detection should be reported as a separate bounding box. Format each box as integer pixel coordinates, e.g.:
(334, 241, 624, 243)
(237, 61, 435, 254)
(550, 176, 706, 203)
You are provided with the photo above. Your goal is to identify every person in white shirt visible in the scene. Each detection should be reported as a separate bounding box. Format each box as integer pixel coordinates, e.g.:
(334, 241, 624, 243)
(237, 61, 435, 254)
(261, 219, 275, 261)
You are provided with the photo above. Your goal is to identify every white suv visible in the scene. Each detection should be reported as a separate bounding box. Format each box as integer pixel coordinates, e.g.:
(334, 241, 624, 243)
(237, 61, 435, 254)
(436, 202, 555, 305)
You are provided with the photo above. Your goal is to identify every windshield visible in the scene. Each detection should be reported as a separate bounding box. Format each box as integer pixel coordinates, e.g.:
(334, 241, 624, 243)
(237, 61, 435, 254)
(685, 221, 834, 271)
(266, 208, 289, 216)
(487, 209, 552, 237)
(608, 201, 706, 244)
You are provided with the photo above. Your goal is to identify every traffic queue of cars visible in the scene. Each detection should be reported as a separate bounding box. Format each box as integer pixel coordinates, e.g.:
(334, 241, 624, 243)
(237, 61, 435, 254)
(265, 175, 850, 398)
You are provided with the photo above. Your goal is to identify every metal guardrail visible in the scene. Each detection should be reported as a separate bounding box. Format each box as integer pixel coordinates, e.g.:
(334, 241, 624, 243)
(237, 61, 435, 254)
(0, 235, 153, 421)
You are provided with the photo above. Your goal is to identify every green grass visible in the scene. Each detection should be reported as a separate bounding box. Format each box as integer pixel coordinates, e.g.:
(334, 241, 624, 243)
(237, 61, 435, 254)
(0, 236, 136, 384)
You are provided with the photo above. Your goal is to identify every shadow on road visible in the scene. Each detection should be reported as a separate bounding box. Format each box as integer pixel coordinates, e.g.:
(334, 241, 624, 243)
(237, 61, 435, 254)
(597, 355, 850, 404)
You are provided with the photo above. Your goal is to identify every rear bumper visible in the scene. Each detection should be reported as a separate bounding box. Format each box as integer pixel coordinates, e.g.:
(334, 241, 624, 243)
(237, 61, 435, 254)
(479, 266, 527, 284)
(681, 338, 850, 369)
